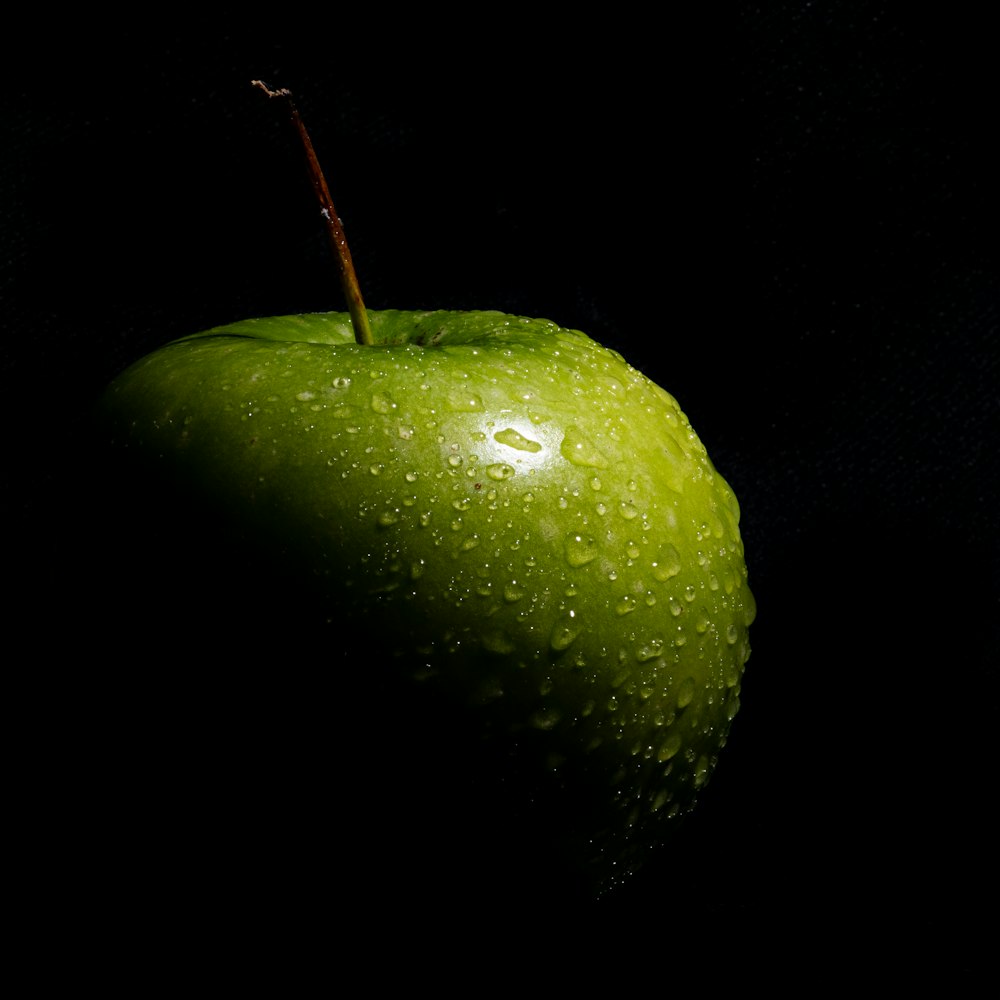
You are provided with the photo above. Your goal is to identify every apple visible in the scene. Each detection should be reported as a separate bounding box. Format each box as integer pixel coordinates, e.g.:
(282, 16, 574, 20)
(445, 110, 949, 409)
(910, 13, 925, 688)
(97, 85, 755, 904)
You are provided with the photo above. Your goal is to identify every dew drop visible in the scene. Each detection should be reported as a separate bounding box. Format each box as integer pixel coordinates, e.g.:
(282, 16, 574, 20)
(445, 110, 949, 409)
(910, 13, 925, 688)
(619, 499, 639, 520)
(494, 427, 542, 452)
(677, 677, 696, 708)
(693, 755, 711, 788)
(371, 391, 395, 414)
(651, 543, 682, 581)
(376, 510, 400, 527)
(550, 611, 582, 651)
(565, 533, 599, 567)
(481, 629, 515, 654)
(560, 426, 609, 468)
(657, 732, 682, 762)
(615, 596, 638, 616)
(486, 463, 516, 481)
(726, 623, 739, 644)
(447, 392, 484, 412)
(531, 707, 562, 731)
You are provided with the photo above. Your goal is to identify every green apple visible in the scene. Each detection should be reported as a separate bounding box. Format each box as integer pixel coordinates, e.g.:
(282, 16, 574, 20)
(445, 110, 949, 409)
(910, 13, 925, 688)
(101, 306, 755, 898)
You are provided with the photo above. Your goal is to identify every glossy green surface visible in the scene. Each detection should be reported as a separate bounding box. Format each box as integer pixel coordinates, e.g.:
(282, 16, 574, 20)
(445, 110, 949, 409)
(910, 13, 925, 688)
(103, 309, 755, 892)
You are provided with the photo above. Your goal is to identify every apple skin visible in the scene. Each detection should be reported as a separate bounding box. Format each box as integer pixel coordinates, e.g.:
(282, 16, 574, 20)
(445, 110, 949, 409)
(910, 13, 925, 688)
(101, 309, 754, 898)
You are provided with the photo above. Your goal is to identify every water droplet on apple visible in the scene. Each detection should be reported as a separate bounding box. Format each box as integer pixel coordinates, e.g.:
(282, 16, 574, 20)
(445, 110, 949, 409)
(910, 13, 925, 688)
(447, 391, 484, 412)
(503, 582, 525, 603)
(560, 427, 609, 468)
(651, 544, 682, 581)
(531, 707, 562, 730)
(619, 499, 639, 520)
(635, 640, 663, 662)
(615, 596, 638, 616)
(448, 454, 463, 468)
(726, 623, 739, 644)
(376, 510, 400, 527)
(564, 533, 598, 567)
(657, 732, 682, 762)
(481, 629, 515, 654)
(550, 611, 582, 651)
(486, 463, 515, 481)
(677, 677, 696, 708)
(493, 427, 542, 452)
(371, 391, 396, 414)
(693, 756, 711, 788)
(332, 376, 351, 389)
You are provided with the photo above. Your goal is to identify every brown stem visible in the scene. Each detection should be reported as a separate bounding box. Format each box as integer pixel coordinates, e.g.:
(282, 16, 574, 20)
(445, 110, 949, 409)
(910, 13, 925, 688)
(252, 79, 374, 346)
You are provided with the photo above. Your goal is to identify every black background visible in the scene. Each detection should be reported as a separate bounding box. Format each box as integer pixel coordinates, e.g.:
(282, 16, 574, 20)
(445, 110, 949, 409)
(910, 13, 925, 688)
(4, 6, 998, 983)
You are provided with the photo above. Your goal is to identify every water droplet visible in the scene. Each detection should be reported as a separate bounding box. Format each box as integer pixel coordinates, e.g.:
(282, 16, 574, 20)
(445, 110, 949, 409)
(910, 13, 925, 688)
(332, 376, 351, 389)
(619, 499, 639, 520)
(371, 391, 395, 414)
(684, 585, 697, 602)
(481, 629, 515, 654)
(560, 427, 609, 468)
(503, 582, 524, 603)
(657, 732, 682, 762)
(693, 755, 711, 788)
(615, 595, 638, 616)
(677, 677, 696, 708)
(531, 707, 562, 730)
(486, 463, 515, 481)
(651, 544, 682, 581)
(376, 510, 400, 527)
(494, 427, 542, 452)
(461, 534, 481, 551)
(550, 611, 582, 651)
(296, 390, 316, 402)
(447, 391, 484, 412)
(565, 533, 599, 567)
(726, 623, 739, 644)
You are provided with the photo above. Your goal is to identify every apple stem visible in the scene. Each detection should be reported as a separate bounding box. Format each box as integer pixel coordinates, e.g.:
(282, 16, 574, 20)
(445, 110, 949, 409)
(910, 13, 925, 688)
(252, 80, 375, 347)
